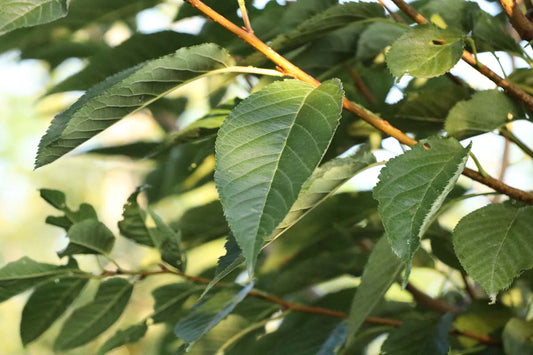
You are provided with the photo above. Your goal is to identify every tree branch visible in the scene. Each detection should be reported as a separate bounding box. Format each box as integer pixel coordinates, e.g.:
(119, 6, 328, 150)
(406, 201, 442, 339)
(499, 0, 533, 41)
(390, 0, 533, 112)
(101, 265, 501, 346)
(405, 282, 462, 314)
(183, 0, 533, 204)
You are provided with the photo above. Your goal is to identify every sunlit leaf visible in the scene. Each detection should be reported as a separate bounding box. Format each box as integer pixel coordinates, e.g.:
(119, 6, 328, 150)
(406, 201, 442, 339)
(386, 25, 464, 78)
(0, 0, 67, 35)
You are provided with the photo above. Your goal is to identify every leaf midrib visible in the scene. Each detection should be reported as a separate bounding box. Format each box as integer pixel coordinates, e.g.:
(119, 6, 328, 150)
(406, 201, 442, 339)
(1, 0, 60, 32)
(489, 208, 520, 292)
(253, 87, 316, 260)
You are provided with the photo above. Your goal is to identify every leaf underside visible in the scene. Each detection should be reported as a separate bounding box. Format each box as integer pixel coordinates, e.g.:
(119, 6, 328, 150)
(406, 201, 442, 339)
(0, 0, 68, 35)
(215, 79, 343, 272)
(36, 43, 233, 168)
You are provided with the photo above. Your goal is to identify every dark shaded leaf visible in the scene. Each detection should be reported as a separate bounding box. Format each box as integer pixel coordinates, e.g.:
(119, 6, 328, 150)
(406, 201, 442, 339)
(54, 278, 133, 351)
(97, 322, 148, 355)
(0, 257, 78, 303)
(453, 203, 533, 297)
(380, 314, 454, 355)
(386, 25, 464, 78)
(21, 278, 88, 345)
(345, 238, 403, 347)
(58, 219, 115, 258)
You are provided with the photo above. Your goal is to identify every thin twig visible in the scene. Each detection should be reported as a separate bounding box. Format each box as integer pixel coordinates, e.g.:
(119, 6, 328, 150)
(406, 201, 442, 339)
(98, 265, 501, 346)
(499, 126, 533, 158)
(377, 0, 405, 23)
(183, 0, 533, 204)
(346, 65, 377, 105)
(405, 283, 462, 314)
(390, 0, 533, 112)
(238, 0, 253, 33)
(499, 0, 533, 41)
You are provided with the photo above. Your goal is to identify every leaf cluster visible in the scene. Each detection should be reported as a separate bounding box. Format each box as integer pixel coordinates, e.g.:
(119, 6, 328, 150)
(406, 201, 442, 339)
(1, 0, 533, 353)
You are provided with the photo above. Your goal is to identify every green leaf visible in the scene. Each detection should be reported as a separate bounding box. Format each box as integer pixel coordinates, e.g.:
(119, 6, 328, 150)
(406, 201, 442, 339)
(0, 0, 68, 35)
(54, 278, 133, 351)
(0, 257, 76, 303)
(97, 322, 148, 355)
(171, 200, 229, 248)
(453, 203, 533, 297)
(386, 25, 464, 78)
(392, 83, 471, 137)
(39, 188, 67, 209)
(345, 238, 403, 347)
(118, 186, 152, 247)
(20, 278, 88, 345)
(202, 234, 245, 297)
(269, 146, 376, 241)
(35, 43, 234, 168)
(40, 188, 98, 231)
(279, 0, 337, 32)
(356, 22, 408, 61)
(47, 31, 199, 94)
(503, 318, 533, 355)
(445, 90, 518, 139)
(175, 283, 253, 343)
(159, 100, 235, 150)
(380, 314, 454, 355)
(151, 283, 202, 324)
(215, 79, 343, 272)
(472, 12, 522, 55)
(118, 188, 186, 269)
(373, 137, 470, 266)
(145, 138, 215, 203)
(148, 209, 186, 271)
(58, 219, 115, 258)
(245, 2, 384, 65)
(509, 68, 533, 96)
(419, 0, 467, 30)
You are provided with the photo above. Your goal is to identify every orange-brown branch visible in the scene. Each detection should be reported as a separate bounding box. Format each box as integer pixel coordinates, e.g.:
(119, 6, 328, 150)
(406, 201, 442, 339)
(499, 0, 533, 41)
(390, 0, 533, 112)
